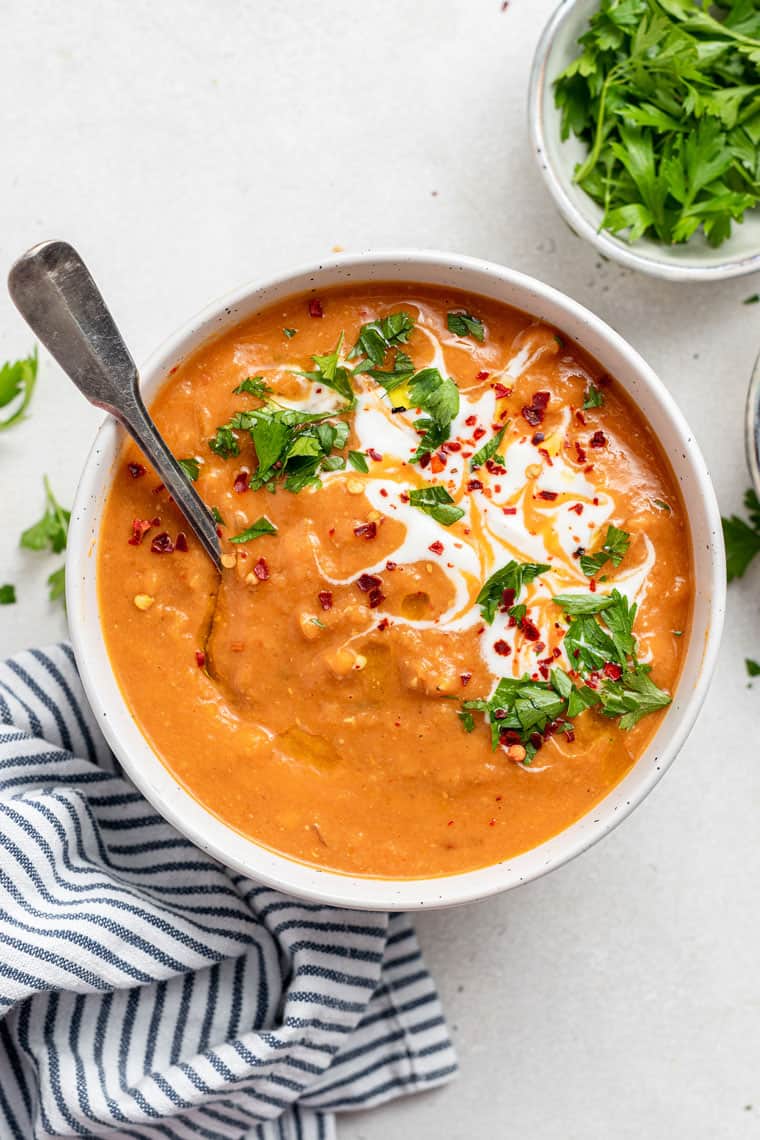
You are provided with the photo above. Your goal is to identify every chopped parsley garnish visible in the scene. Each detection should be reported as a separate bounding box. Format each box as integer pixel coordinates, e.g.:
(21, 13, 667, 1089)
(348, 450, 369, 473)
(178, 457, 201, 481)
(355, 350, 414, 391)
(233, 376, 271, 398)
(283, 327, 297, 338)
(0, 584, 16, 605)
(579, 524, 630, 577)
(551, 592, 614, 615)
(408, 485, 464, 527)
(298, 333, 354, 405)
(470, 425, 507, 470)
(746, 659, 760, 678)
(349, 311, 415, 365)
(0, 347, 38, 431)
(554, 1, 760, 249)
(477, 560, 550, 624)
(47, 567, 65, 603)
(653, 499, 671, 513)
(744, 296, 759, 305)
(229, 516, 278, 544)
(211, 506, 225, 525)
(583, 383, 604, 409)
(722, 489, 760, 581)
(20, 475, 69, 603)
(447, 311, 485, 342)
(208, 424, 240, 459)
(406, 368, 460, 460)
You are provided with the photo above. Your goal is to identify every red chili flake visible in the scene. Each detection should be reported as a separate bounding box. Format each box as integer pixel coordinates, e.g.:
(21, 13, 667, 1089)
(379, 488, 388, 497)
(128, 518, 155, 546)
(195, 650, 206, 669)
(150, 532, 174, 554)
(476, 370, 490, 380)
(465, 414, 477, 427)
(520, 617, 540, 641)
(489, 818, 496, 827)
(539, 664, 549, 680)
(215, 525, 223, 538)
(572, 546, 585, 560)
(152, 483, 165, 495)
(367, 448, 383, 462)
(570, 503, 584, 515)
(233, 470, 249, 494)
(460, 672, 472, 687)
(419, 452, 431, 469)
(493, 382, 512, 398)
(127, 462, 146, 479)
(565, 729, 576, 743)
(368, 588, 385, 608)
(466, 478, 483, 492)
(377, 617, 390, 631)
(521, 405, 542, 427)
(534, 641, 546, 654)
(430, 452, 447, 474)
(533, 391, 550, 409)
(448, 820, 455, 827)
(590, 430, 607, 448)
(500, 729, 521, 744)
(538, 490, 558, 501)
(354, 522, 377, 540)
(529, 733, 543, 751)
(575, 442, 587, 463)
(385, 560, 397, 571)
(318, 590, 333, 610)
(328, 526, 336, 536)
(357, 573, 382, 592)
(442, 440, 462, 453)
(399, 492, 410, 504)
(253, 558, 269, 581)
(584, 464, 594, 474)
(472, 427, 486, 441)
(175, 532, 188, 552)
(429, 541, 444, 556)
(502, 506, 517, 516)
(501, 587, 516, 608)
(531, 432, 545, 445)
(593, 496, 599, 506)
(494, 640, 512, 656)
(590, 578, 597, 593)
(485, 459, 506, 476)
(603, 662, 622, 681)
(493, 709, 508, 721)
(575, 411, 587, 426)
(308, 298, 324, 318)
(538, 448, 553, 467)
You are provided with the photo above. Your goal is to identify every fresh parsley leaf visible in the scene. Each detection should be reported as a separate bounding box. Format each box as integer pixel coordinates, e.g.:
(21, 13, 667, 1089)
(583, 382, 604, 409)
(47, 565, 66, 603)
(553, 592, 615, 615)
(178, 457, 201, 481)
(564, 613, 620, 671)
(20, 476, 70, 555)
(298, 333, 354, 405)
(653, 498, 671, 513)
(0, 347, 38, 431)
(233, 376, 271, 397)
(746, 658, 760, 678)
(349, 311, 415, 364)
(477, 560, 550, 624)
(470, 425, 507, 470)
(211, 506, 225, 525)
(447, 311, 485, 342)
(348, 450, 369, 473)
(598, 665, 671, 729)
(580, 524, 631, 577)
(229, 516, 278, 544)
(723, 489, 760, 581)
(406, 368, 460, 460)
(0, 584, 16, 605)
(458, 709, 475, 733)
(283, 327, 297, 338)
(408, 485, 464, 527)
(354, 349, 414, 391)
(743, 295, 759, 305)
(209, 424, 240, 459)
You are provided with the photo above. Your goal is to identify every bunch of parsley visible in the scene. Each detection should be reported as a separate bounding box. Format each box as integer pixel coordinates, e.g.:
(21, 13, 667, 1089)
(554, 0, 760, 247)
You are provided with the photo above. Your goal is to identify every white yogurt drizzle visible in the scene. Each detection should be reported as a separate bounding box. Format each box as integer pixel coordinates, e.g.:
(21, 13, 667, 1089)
(256, 312, 654, 684)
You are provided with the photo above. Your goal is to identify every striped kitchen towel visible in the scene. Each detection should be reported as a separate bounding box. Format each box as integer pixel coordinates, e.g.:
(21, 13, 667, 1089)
(0, 644, 457, 1139)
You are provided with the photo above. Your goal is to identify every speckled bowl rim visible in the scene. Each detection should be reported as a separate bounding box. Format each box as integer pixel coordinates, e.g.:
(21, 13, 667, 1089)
(528, 0, 760, 283)
(67, 249, 725, 910)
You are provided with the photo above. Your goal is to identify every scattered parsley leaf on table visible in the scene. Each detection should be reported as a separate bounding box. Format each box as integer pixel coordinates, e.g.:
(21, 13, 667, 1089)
(554, 1, 760, 248)
(20, 475, 70, 603)
(746, 658, 760, 678)
(0, 584, 16, 605)
(0, 347, 38, 431)
(722, 488, 760, 581)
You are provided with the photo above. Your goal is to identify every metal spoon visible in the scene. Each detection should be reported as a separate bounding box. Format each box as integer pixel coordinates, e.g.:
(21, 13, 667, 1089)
(746, 347, 760, 500)
(7, 240, 222, 572)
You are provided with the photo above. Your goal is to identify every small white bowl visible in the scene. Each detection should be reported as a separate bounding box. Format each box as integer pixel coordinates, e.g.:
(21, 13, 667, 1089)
(529, 0, 760, 282)
(67, 250, 725, 910)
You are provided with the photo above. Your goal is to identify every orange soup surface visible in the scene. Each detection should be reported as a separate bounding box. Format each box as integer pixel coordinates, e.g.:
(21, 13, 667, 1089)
(99, 284, 692, 878)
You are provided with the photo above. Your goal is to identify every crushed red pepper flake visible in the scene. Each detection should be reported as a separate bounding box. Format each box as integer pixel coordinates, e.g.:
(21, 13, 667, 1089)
(460, 672, 472, 686)
(538, 490, 558, 501)
(368, 587, 385, 608)
(520, 616, 540, 641)
(476, 370, 490, 380)
(465, 414, 477, 427)
(494, 639, 512, 656)
(493, 382, 512, 398)
(150, 532, 175, 554)
(128, 518, 156, 546)
(604, 662, 622, 680)
(233, 470, 249, 494)
(442, 440, 462, 453)
(175, 532, 188, 552)
(127, 462, 146, 479)
(472, 426, 487, 441)
(308, 298, 324, 318)
(570, 502, 584, 515)
(467, 478, 483, 492)
(590, 430, 607, 448)
(354, 521, 377, 540)
(357, 573, 382, 592)
(195, 650, 206, 668)
(367, 448, 383, 462)
(377, 617, 390, 631)
(502, 506, 517, 515)
(253, 557, 270, 581)
(531, 432, 545, 445)
(385, 560, 397, 571)
(429, 540, 444, 556)
(318, 590, 333, 610)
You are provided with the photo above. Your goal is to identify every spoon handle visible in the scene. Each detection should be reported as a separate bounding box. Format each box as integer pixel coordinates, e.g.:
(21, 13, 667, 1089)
(8, 240, 221, 572)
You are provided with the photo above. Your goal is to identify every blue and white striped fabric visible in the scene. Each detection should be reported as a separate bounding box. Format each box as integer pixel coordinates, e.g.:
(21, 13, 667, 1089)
(0, 644, 457, 1139)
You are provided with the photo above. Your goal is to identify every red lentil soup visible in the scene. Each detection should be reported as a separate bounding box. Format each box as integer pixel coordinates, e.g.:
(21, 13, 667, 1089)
(98, 284, 692, 878)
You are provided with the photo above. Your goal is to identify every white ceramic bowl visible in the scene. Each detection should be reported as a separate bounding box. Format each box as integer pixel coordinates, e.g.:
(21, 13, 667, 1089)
(67, 250, 725, 910)
(529, 0, 760, 282)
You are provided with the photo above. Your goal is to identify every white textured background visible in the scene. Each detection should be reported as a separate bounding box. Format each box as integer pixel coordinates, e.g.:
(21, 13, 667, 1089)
(2, 2, 760, 1136)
